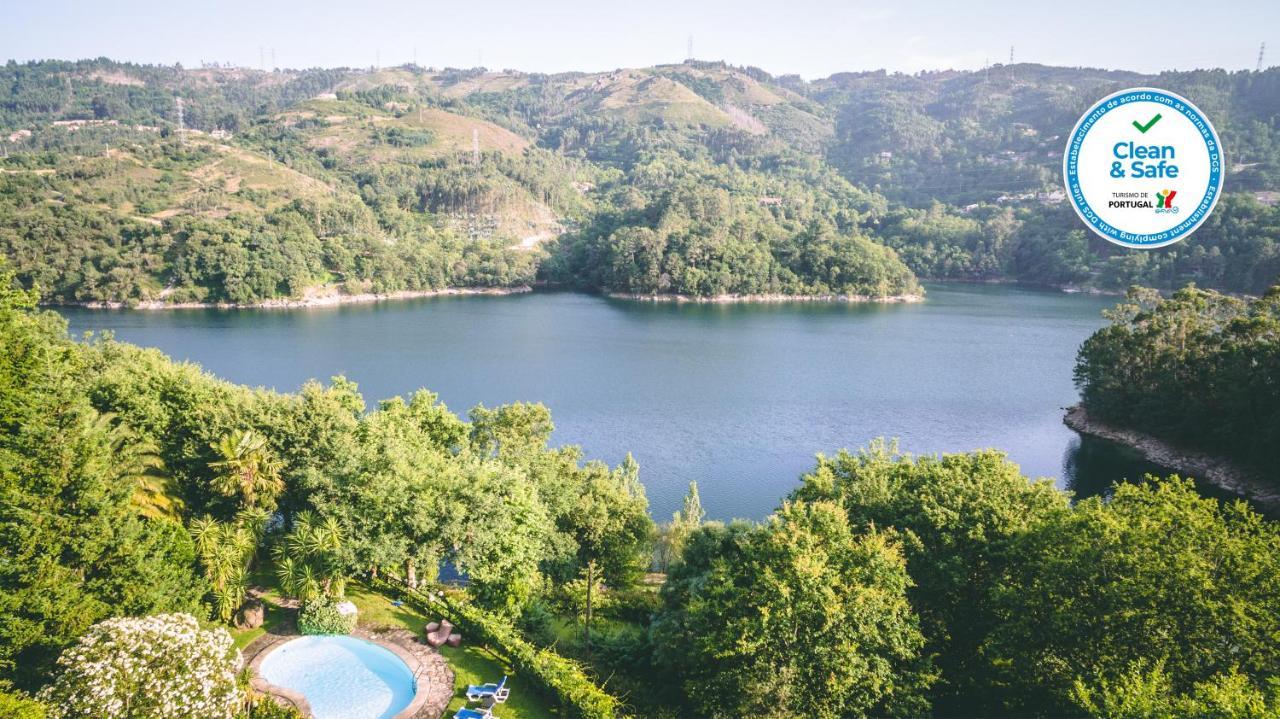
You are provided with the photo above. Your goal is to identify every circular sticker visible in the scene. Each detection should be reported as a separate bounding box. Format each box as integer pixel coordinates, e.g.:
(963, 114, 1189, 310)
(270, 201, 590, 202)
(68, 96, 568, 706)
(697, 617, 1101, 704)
(1063, 87, 1223, 249)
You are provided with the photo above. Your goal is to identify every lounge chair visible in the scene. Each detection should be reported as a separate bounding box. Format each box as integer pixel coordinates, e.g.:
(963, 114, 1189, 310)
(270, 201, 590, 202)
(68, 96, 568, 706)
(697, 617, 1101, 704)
(454, 709, 492, 719)
(465, 675, 509, 703)
(426, 619, 454, 647)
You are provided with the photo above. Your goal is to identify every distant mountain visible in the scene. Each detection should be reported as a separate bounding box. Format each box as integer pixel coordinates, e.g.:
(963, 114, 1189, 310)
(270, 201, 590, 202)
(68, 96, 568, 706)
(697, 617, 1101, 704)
(3, 58, 1279, 303)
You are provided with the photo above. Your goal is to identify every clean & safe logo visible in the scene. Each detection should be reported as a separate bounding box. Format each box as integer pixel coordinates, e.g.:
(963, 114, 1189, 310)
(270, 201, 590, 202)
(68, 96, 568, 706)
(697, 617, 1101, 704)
(1064, 88, 1222, 249)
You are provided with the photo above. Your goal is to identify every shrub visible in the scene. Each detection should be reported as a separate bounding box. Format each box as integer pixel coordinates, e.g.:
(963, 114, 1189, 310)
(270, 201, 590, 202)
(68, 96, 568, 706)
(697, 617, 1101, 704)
(372, 577, 621, 719)
(297, 596, 357, 635)
(0, 690, 47, 719)
(242, 696, 306, 719)
(37, 613, 242, 719)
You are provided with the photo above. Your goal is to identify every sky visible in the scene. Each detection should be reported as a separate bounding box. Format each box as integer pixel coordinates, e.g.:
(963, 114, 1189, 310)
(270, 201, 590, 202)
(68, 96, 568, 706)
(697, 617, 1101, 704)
(4, 0, 1278, 79)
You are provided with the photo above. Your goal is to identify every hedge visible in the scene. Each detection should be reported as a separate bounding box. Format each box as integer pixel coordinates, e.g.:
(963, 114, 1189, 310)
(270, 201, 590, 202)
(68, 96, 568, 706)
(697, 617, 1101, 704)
(369, 577, 623, 719)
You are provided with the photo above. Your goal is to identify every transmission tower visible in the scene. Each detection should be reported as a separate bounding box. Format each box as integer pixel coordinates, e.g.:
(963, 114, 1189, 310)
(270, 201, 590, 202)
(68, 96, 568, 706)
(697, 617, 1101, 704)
(259, 46, 264, 71)
(687, 35, 694, 61)
(1009, 45, 1015, 64)
(270, 48, 276, 71)
(1259, 42, 1267, 72)
(175, 96, 186, 145)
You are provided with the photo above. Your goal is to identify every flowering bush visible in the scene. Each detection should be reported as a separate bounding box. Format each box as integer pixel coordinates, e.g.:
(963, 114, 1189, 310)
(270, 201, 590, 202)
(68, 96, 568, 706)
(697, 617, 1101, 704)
(297, 596, 356, 635)
(38, 613, 243, 718)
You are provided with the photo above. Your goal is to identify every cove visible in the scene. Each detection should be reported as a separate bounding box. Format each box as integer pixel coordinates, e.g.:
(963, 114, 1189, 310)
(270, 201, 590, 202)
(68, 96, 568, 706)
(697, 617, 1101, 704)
(57, 283, 1200, 521)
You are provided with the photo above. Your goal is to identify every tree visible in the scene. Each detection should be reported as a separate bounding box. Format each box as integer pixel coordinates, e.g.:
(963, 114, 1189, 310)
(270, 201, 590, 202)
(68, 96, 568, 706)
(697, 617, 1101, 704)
(557, 459, 654, 652)
(1072, 661, 1280, 719)
(274, 511, 347, 602)
(653, 501, 932, 719)
(789, 440, 1069, 715)
(655, 481, 704, 572)
(0, 267, 204, 690)
(191, 509, 269, 623)
(209, 430, 284, 511)
(36, 613, 242, 719)
(989, 478, 1280, 716)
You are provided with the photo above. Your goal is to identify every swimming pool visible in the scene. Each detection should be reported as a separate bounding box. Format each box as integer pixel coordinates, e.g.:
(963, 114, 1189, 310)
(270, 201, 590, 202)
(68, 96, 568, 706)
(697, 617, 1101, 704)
(258, 636, 417, 719)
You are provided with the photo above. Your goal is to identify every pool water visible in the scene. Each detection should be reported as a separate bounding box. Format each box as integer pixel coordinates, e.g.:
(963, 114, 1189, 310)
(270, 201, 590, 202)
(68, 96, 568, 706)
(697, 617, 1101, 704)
(258, 636, 416, 719)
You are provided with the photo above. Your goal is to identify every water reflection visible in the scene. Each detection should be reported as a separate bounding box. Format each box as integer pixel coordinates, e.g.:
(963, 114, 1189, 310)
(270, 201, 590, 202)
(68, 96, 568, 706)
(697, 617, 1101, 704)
(1062, 433, 1266, 513)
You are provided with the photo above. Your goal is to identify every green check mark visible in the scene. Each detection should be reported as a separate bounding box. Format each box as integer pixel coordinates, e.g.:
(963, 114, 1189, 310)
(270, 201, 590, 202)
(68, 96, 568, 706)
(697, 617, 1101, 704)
(1132, 113, 1162, 133)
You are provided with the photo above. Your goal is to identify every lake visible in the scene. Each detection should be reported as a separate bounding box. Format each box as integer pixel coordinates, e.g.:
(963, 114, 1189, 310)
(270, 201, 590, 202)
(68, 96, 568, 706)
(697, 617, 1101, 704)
(58, 283, 1181, 521)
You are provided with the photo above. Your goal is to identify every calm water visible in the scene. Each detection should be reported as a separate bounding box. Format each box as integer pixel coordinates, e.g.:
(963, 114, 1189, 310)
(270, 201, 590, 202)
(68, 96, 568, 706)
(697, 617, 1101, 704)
(59, 284, 1184, 520)
(258, 636, 416, 719)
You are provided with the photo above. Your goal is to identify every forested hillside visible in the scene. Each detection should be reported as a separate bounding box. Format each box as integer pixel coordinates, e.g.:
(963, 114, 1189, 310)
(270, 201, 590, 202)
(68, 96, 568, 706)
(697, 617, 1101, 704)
(1074, 285, 1280, 476)
(3, 58, 1280, 302)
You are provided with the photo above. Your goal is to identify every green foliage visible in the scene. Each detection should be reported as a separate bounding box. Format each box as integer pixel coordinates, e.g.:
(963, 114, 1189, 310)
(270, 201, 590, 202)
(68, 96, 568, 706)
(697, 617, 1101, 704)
(654, 481, 703, 572)
(209, 431, 284, 511)
(242, 698, 306, 719)
(273, 511, 347, 602)
(372, 577, 622, 719)
(0, 265, 204, 690)
(652, 501, 933, 719)
(1075, 285, 1280, 473)
(988, 478, 1280, 716)
(297, 595, 357, 635)
(1073, 662, 1280, 719)
(191, 510, 269, 623)
(789, 439, 1070, 714)
(550, 151, 919, 298)
(0, 689, 47, 719)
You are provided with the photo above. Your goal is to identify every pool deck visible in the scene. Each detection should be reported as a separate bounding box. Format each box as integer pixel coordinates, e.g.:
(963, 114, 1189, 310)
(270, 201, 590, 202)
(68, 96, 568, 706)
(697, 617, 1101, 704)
(245, 627, 455, 719)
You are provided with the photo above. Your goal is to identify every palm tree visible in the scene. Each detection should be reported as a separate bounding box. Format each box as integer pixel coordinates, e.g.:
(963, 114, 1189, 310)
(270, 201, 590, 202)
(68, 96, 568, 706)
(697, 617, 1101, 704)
(91, 412, 183, 519)
(191, 512, 269, 622)
(208, 430, 284, 511)
(274, 511, 346, 602)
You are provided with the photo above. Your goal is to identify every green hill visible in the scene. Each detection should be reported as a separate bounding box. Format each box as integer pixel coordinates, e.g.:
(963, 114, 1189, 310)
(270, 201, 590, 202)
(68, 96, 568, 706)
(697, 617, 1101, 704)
(3, 58, 1280, 302)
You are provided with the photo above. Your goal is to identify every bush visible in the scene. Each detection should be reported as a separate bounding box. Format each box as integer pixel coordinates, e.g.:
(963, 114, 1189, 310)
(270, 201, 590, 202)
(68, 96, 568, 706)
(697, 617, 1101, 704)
(37, 613, 242, 719)
(0, 690, 47, 719)
(242, 696, 306, 719)
(372, 577, 621, 719)
(516, 600, 558, 647)
(297, 596, 357, 635)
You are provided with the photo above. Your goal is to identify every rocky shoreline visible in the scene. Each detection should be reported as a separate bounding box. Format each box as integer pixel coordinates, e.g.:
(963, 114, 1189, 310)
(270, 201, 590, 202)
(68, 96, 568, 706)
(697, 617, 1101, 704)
(606, 291, 925, 304)
(49, 285, 532, 310)
(1064, 404, 1279, 509)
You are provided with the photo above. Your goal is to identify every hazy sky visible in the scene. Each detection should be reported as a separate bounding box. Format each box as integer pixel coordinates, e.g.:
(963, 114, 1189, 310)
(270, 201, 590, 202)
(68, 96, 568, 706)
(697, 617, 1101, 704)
(5, 0, 1277, 79)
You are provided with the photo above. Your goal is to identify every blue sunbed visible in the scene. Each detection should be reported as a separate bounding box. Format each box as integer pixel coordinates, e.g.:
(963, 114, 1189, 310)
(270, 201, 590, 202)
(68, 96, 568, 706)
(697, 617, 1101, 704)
(465, 675, 509, 702)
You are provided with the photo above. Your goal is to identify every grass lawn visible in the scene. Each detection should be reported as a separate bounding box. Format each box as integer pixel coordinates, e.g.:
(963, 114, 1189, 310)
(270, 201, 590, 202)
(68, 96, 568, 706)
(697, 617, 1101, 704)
(348, 580, 559, 719)
(222, 571, 560, 718)
(441, 644, 558, 719)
